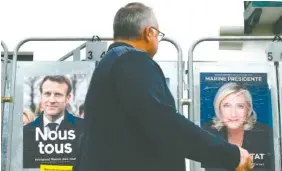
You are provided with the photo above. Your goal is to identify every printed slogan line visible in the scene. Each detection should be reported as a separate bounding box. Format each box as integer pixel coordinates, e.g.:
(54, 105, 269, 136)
(40, 164, 73, 171)
(44, 169, 71, 171)
(205, 76, 263, 82)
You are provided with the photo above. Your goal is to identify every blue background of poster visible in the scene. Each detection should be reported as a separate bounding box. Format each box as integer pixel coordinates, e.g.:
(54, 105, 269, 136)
(200, 72, 273, 127)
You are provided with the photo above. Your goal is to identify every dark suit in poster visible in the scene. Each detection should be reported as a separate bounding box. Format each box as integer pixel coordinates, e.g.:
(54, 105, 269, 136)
(22, 74, 88, 169)
(199, 73, 274, 171)
(23, 110, 84, 168)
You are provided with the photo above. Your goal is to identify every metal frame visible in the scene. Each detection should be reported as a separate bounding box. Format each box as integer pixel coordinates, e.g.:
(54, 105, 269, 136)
(3, 36, 184, 171)
(1, 41, 9, 99)
(1, 57, 12, 63)
(58, 42, 93, 61)
(56, 38, 183, 112)
(279, 62, 282, 161)
(188, 36, 278, 121)
(192, 61, 281, 171)
(12, 61, 95, 171)
(187, 36, 281, 171)
(1, 41, 9, 136)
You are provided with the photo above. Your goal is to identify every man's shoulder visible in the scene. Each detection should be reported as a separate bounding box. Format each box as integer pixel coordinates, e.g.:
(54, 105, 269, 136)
(116, 50, 158, 70)
(23, 120, 39, 136)
(65, 112, 83, 124)
(64, 113, 84, 132)
(120, 49, 152, 61)
(24, 116, 42, 130)
(69, 113, 83, 121)
(24, 122, 35, 130)
(105, 45, 163, 79)
(108, 44, 149, 58)
(97, 45, 154, 74)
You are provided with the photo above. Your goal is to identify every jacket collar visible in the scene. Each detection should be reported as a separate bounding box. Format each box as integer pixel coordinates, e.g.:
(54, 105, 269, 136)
(32, 110, 76, 128)
(108, 42, 134, 51)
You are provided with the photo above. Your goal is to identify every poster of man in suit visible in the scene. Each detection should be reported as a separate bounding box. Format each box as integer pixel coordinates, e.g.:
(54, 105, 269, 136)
(23, 74, 89, 168)
(199, 72, 275, 171)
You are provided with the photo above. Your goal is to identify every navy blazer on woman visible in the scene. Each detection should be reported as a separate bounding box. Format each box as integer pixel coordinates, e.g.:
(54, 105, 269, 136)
(201, 122, 275, 171)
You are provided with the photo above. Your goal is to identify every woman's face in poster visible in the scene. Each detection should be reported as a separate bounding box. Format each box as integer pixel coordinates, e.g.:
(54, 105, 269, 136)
(220, 92, 249, 130)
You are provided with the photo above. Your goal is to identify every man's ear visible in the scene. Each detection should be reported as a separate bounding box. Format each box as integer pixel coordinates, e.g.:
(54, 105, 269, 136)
(143, 26, 153, 42)
(66, 94, 71, 103)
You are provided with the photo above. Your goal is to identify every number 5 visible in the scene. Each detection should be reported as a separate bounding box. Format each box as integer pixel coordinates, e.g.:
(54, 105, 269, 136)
(268, 52, 273, 61)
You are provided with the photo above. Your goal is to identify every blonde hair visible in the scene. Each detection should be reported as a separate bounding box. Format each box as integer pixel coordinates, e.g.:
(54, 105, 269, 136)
(34, 102, 43, 116)
(212, 82, 257, 131)
(23, 109, 36, 122)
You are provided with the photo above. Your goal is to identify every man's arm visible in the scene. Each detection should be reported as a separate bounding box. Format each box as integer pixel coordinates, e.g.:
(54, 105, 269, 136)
(112, 52, 240, 170)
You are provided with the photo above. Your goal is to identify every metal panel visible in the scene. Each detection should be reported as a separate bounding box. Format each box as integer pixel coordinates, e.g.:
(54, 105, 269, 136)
(10, 37, 184, 117)
(73, 48, 81, 61)
(1, 62, 11, 171)
(4, 36, 184, 171)
(191, 61, 280, 171)
(1, 41, 9, 171)
(1, 41, 9, 98)
(85, 41, 107, 61)
(188, 36, 276, 122)
(8, 61, 95, 171)
(279, 62, 282, 161)
(187, 36, 281, 171)
(156, 61, 184, 112)
(266, 42, 282, 62)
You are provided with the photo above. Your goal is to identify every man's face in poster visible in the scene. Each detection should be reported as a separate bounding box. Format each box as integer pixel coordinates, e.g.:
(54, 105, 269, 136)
(40, 80, 71, 117)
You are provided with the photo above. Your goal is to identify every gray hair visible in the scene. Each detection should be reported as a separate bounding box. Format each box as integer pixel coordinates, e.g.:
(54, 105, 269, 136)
(113, 2, 158, 40)
(212, 82, 257, 131)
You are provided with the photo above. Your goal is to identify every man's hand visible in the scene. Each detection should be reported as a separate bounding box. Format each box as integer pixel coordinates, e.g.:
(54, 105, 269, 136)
(235, 147, 254, 171)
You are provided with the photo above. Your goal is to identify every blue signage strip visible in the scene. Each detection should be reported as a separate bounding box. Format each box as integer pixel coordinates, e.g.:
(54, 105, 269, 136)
(252, 1, 282, 7)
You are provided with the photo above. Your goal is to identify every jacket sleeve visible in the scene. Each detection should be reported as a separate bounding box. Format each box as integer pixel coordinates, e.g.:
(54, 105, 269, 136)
(112, 52, 240, 170)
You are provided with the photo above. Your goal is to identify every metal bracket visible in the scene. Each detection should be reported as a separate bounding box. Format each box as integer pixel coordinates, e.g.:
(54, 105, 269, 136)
(181, 98, 192, 105)
(272, 35, 282, 42)
(91, 35, 101, 42)
(1, 97, 13, 103)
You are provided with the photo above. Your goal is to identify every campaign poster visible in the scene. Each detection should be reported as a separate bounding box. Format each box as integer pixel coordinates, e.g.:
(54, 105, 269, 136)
(200, 73, 274, 171)
(165, 77, 170, 89)
(23, 74, 90, 168)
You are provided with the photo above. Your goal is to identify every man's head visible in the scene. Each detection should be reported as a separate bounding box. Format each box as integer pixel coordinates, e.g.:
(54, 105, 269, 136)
(113, 2, 165, 57)
(39, 75, 72, 118)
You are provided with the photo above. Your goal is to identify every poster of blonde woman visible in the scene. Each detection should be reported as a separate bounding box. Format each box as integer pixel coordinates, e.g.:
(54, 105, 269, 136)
(23, 74, 90, 169)
(200, 73, 274, 171)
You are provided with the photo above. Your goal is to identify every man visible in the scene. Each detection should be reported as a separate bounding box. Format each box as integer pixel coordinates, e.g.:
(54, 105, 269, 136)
(75, 3, 253, 171)
(23, 75, 84, 168)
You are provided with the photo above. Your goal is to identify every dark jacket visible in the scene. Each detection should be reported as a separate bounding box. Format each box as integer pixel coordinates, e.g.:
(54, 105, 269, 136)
(75, 42, 241, 171)
(23, 110, 84, 168)
(201, 122, 274, 171)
